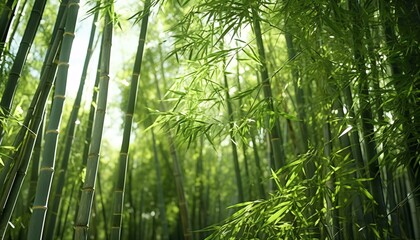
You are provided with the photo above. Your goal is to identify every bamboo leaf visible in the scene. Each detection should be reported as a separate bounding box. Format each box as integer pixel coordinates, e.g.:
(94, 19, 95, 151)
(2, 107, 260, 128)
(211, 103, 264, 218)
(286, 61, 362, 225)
(338, 125, 352, 138)
(266, 205, 289, 225)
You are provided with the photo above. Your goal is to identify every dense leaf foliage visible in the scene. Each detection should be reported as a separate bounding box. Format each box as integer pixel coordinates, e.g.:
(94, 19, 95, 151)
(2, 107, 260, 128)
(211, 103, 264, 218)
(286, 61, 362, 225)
(0, 0, 419, 239)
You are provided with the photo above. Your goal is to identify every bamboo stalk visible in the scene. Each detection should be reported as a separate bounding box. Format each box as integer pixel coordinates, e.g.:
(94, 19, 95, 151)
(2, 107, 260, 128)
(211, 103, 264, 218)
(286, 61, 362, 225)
(44, 5, 98, 239)
(74, 1, 113, 238)
(0, 0, 47, 144)
(251, 5, 286, 172)
(0, 5, 66, 236)
(110, 0, 150, 238)
(27, 1, 80, 238)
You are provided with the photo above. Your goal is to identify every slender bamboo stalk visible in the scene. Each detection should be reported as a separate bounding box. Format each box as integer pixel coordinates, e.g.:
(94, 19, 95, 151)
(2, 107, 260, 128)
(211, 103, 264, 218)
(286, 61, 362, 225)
(74, 1, 113, 238)
(110, 1, 150, 238)
(322, 116, 341, 239)
(251, 5, 285, 171)
(151, 128, 169, 240)
(72, 20, 103, 238)
(0, 0, 17, 59)
(222, 57, 244, 202)
(27, 118, 43, 209)
(0, 0, 47, 144)
(152, 42, 192, 240)
(234, 47, 265, 198)
(1, 0, 29, 68)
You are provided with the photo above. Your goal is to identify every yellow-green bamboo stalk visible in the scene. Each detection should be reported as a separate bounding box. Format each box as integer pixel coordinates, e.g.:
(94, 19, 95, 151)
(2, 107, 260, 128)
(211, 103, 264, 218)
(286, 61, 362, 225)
(74, 1, 113, 238)
(27, 1, 80, 238)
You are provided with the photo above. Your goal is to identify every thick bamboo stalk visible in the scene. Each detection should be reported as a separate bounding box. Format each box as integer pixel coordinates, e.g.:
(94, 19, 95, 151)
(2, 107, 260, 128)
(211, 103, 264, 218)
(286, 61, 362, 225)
(27, 1, 80, 238)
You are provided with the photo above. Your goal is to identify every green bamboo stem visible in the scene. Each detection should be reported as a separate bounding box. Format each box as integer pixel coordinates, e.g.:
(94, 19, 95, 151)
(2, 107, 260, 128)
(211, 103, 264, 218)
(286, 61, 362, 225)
(0, 0, 47, 144)
(74, 1, 113, 238)
(191, 138, 202, 239)
(251, 5, 286, 171)
(96, 169, 109, 239)
(1, 0, 29, 65)
(27, 1, 80, 238)
(222, 59, 244, 202)
(284, 33, 309, 154)
(0, 65, 54, 238)
(110, 1, 150, 238)
(0, 9, 65, 234)
(151, 128, 169, 240)
(0, 6, 66, 192)
(44, 6, 98, 239)
(348, 0, 388, 236)
(152, 42, 192, 240)
(333, 98, 368, 239)
(147, 51, 170, 240)
(71, 19, 103, 238)
(234, 46, 266, 198)
(322, 116, 341, 239)
(380, 0, 420, 216)
(0, 0, 17, 59)
(168, 138, 193, 240)
(26, 118, 44, 209)
(126, 157, 137, 240)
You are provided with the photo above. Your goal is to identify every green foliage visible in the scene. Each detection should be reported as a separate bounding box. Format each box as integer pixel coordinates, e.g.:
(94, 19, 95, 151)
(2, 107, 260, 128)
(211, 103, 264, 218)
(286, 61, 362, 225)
(205, 149, 379, 240)
(0, 0, 419, 239)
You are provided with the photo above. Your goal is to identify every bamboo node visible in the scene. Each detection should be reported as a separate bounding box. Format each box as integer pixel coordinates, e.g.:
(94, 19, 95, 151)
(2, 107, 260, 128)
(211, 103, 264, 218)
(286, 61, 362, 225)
(40, 167, 54, 172)
(125, 113, 134, 117)
(120, 152, 128, 156)
(32, 205, 47, 210)
(54, 94, 66, 100)
(88, 153, 99, 157)
(57, 61, 69, 66)
(46, 129, 59, 134)
(64, 31, 75, 37)
(83, 187, 95, 192)
(68, 2, 80, 7)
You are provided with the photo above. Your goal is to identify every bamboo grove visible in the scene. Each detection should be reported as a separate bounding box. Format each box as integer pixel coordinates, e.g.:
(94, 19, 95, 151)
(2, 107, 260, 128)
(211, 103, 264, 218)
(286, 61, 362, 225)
(0, 0, 419, 239)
